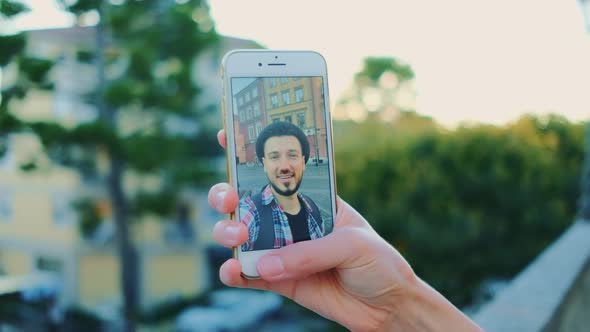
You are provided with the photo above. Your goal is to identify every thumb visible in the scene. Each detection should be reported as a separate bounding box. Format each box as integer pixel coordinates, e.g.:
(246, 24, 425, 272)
(256, 228, 368, 282)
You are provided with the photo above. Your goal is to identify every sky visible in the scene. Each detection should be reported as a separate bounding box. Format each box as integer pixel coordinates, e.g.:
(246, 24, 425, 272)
(7, 0, 590, 127)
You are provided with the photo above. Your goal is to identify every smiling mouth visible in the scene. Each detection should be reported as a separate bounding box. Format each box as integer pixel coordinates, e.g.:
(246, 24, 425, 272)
(278, 174, 294, 183)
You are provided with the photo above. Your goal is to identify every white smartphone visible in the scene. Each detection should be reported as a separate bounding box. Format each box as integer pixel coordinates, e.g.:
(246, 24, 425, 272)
(221, 50, 338, 278)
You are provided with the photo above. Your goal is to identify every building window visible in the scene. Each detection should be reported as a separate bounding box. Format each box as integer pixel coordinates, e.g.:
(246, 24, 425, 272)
(297, 112, 305, 128)
(238, 96, 244, 106)
(246, 107, 252, 120)
(272, 118, 280, 123)
(282, 90, 290, 105)
(245, 92, 250, 103)
(269, 78, 277, 88)
(284, 115, 292, 123)
(0, 190, 13, 223)
(280, 77, 289, 84)
(248, 125, 255, 140)
(253, 103, 261, 117)
(36, 256, 64, 275)
(295, 87, 304, 102)
(270, 94, 278, 108)
(251, 87, 258, 98)
(52, 191, 76, 226)
(239, 110, 245, 122)
(255, 122, 262, 137)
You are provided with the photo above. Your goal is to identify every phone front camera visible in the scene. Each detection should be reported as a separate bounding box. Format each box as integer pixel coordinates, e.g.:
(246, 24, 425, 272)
(258, 62, 262, 67)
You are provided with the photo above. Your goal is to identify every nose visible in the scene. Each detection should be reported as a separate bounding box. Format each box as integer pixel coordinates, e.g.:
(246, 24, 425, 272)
(278, 155, 291, 172)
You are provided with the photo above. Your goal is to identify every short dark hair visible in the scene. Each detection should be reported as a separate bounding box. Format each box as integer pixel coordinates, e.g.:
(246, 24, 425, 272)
(256, 121, 310, 163)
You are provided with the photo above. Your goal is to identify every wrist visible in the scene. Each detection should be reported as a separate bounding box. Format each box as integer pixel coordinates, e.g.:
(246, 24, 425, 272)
(383, 277, 483, 332)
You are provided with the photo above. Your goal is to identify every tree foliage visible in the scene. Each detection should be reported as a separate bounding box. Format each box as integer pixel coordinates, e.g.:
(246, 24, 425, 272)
(354, 56, 415, 83)
(335, 114, 584, 307)
(0, 0, 29, 18)
(1, 1, 52, 132)
(2, 1, 221, 330)
(26, 0, 222, 220)
(336, 56, 416, 122)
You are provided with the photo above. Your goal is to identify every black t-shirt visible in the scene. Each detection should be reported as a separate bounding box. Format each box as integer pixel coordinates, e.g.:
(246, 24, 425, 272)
(285, 202, 311, 243)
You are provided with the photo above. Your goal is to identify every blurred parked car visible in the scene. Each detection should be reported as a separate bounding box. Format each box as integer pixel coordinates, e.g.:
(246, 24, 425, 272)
(176, 289, 283, 332)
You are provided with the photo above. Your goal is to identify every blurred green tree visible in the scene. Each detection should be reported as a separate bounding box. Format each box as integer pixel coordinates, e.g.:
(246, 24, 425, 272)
(335, 114, 584, 307)
(2, 1, 220, 331)
(335, 56, 416, 122)
(1, 1, 54, 153)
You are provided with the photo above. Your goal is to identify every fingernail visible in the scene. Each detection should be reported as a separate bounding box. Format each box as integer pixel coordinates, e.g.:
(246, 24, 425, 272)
(215, 190, 227, 211)
(219, 268, 230, 285)
(258, 255, 285, 279)
(225, 224, 241, 243)
(219, 264, 232, 286)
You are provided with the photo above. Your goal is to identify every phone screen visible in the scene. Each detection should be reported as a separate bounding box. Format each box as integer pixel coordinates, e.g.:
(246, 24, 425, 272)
(230, 76, 334, 251)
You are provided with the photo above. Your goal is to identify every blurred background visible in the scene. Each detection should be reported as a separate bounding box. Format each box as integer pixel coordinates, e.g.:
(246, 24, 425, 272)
(1, 0, 590, 331)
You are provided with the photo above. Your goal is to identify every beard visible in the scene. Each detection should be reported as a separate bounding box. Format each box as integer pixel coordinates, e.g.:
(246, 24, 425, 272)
(269, 175, 302, 197)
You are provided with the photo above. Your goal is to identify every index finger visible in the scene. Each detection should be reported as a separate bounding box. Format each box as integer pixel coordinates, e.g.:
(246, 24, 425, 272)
(217, 129, 226, 149)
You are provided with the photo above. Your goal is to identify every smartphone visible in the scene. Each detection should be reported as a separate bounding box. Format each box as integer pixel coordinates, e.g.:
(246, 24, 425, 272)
(221, 50, 337, 278)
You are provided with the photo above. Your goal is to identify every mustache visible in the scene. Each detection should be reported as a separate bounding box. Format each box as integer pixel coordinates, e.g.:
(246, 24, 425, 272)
(277, 169, 295, 176)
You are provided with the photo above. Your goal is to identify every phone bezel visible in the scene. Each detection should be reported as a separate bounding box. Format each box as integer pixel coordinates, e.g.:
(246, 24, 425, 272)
(221, 50, 337, 279)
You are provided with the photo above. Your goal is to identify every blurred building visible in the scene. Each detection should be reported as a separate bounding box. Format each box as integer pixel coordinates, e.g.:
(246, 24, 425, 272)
(0, 159, 209, 311)
(0, 26, 261, 317)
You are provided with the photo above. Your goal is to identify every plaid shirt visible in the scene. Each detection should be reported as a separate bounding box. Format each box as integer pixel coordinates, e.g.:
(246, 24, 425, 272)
(239, 184, 324, 251)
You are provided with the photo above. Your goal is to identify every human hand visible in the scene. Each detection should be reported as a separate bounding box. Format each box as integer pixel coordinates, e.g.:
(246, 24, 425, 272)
(209, 130, 483, 332)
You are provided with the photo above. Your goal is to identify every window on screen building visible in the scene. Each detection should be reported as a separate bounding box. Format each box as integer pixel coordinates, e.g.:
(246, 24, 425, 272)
(248, 125, 255, 140)
(282, 90, 290, 105)
(270, 94, 278, 108)
(295, 87, 304, 102)
(297, 112, 305, 128)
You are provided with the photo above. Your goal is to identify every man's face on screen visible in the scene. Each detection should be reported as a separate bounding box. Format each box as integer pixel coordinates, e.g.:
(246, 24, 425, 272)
(262, 135, 305, 197)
